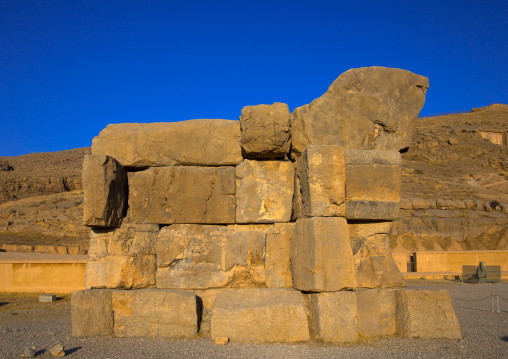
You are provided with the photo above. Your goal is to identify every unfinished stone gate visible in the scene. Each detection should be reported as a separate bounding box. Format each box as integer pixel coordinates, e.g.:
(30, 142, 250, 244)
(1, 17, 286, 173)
(72, 67, 462, 342)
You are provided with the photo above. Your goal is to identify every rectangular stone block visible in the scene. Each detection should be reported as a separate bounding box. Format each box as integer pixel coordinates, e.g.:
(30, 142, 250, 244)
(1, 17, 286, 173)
(236, 160, 294, 223)
(307, 291, 358, 343)
(396, 289, 462, 339)
(379, 288, 397, 336)
(71, 289, 113, 337)
(156, 224, 269, 289)
(345, 149, 401, 220)
(291, 217, 356, 291)
(240, 103, 291, 159)
(294, 145, 345, 218)
(129, 166, 236, 224)
(85, 255, 156, 289)
(82, 155, 127, 228)
(211, 288, 310, 342)
(112, 289, 198, 338)
(92, 119, 242, 167)
(349, 222, 405, 288)
(356, 289, 382, 338)
(265, 223, 294, 288)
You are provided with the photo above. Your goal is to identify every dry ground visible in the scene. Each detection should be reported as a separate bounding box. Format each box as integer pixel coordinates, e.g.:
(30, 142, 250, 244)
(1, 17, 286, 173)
(1, 281, 507, 358)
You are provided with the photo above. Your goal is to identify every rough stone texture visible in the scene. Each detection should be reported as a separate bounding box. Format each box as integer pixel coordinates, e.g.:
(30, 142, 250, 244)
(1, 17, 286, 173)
(349, 221, 404, 288)
(291, 217, 356, 291)
(71, 289, 113, 337)
(239, 103, 291, 159)
(307, 291, 358, 343)
(156, 224, 269, 289)
(92, 119, 242, 167)
(294, 146, 345, 219)
(290, 66, 429, 160)
(356, 289, 382, 338)
(85, 254, 156, 289)
(112, 289, 198, 338)
(82, 155, 127, 228)
(379, 288, 397, 336)
(396, 289, 462, 339)
(265, 223, 294, 288)
(84, 223, 159, 289)
(211, 288, 310, 342)
(345, 149, 401, 220)
(129, 166, 236, 224)
(236, 160, 294, 223)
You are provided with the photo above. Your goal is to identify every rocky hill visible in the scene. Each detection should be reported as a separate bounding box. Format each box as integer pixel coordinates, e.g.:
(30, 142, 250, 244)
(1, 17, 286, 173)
(0, 104, 506, 254)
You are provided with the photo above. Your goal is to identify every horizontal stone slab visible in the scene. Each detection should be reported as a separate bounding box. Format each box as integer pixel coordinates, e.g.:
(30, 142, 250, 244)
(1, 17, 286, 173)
(92, 119, 242, 167)
(112, 289, 198, 338)
(211, 288, 310, 342)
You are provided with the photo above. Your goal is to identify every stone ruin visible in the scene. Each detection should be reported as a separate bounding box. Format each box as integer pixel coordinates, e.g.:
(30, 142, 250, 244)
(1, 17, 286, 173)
(71, 67, 462, 342)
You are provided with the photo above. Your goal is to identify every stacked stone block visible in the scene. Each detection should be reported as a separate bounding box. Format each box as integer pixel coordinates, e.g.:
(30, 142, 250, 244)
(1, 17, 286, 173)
(73, 67, 461, 343)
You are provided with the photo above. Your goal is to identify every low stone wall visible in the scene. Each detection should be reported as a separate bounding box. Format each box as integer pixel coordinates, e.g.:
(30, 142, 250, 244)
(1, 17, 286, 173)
(0, 253, 87, 293)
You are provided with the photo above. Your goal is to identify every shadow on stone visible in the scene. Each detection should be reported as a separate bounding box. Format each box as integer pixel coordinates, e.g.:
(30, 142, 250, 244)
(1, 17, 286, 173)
(0, 302, 8, 307)
(196, 296, 203, 333)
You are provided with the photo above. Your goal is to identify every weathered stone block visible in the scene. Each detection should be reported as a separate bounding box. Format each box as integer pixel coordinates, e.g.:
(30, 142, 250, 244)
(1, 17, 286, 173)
(85, 254, 156, 289)
(240, 103, 291, 159)
(129, 166, 236, 224)
(82, 155, 127, 228)
(290, 67, 429, 160)
(71, 289, 113, 337)
(236, 160, 294, 223)
(211, 288, 310, 342)
(349, 222, 404, 288)
(156, 224, 268, 289)
(291, 217, 356, 291)
(356, 289, 382, 338)
(379, 288, 397, 336)
(307, 291, 358, 343)
(92, 119, 242, 167)
(345, 149, 401, 220)
(396, 289, 462, 339)
(265, 223, 293, 288)
(112, 289, 198, 338)
(294, 146, 345, 219)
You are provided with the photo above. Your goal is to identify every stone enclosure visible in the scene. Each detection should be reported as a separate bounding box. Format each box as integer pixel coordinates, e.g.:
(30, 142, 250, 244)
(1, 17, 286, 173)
(72, 67, 462, 342)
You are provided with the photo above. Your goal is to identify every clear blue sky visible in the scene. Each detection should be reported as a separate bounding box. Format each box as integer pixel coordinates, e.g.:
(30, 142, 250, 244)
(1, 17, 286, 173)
(1, 0, 506, 156)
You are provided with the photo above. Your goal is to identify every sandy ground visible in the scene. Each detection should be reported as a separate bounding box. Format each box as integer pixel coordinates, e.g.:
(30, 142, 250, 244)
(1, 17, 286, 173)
(1, 280, 507, 359)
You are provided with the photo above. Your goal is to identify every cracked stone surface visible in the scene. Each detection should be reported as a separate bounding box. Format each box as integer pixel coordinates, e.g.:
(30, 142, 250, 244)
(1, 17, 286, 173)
(91, 119, 242, 167)
(128, 166, 236, 224)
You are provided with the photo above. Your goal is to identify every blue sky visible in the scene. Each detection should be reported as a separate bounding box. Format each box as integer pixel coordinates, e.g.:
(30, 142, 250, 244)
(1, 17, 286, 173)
(1, 0, 506, 156)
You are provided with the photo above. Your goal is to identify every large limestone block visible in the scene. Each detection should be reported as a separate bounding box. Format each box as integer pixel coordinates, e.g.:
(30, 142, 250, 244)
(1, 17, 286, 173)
(92, 119, 242, 167)
(71, 289, 113, 337)
(85, 254, 156, 289)
(379, 289, 397, 336)
(307, 291, 358, 343)
(84, 223, 159, 289)
(349, 222, 404, 288)
(265, 223, 294, 288)
(82, 155, 127, 228)
(396, 289, 462, 339)
(112, 289, 198, 338)
(236, 160, 294, 223)
(294, 146, 345, 219)
(356, 289, 382, 338)
(156, 224, 268, 289)
(211, 288, 310, 342)
(129, 166, 236, 224)
(291, 217, 356, 291)
(290, 67, 429, 159)
(345, 149, 401, 220)
(239, 103, 291, 159)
